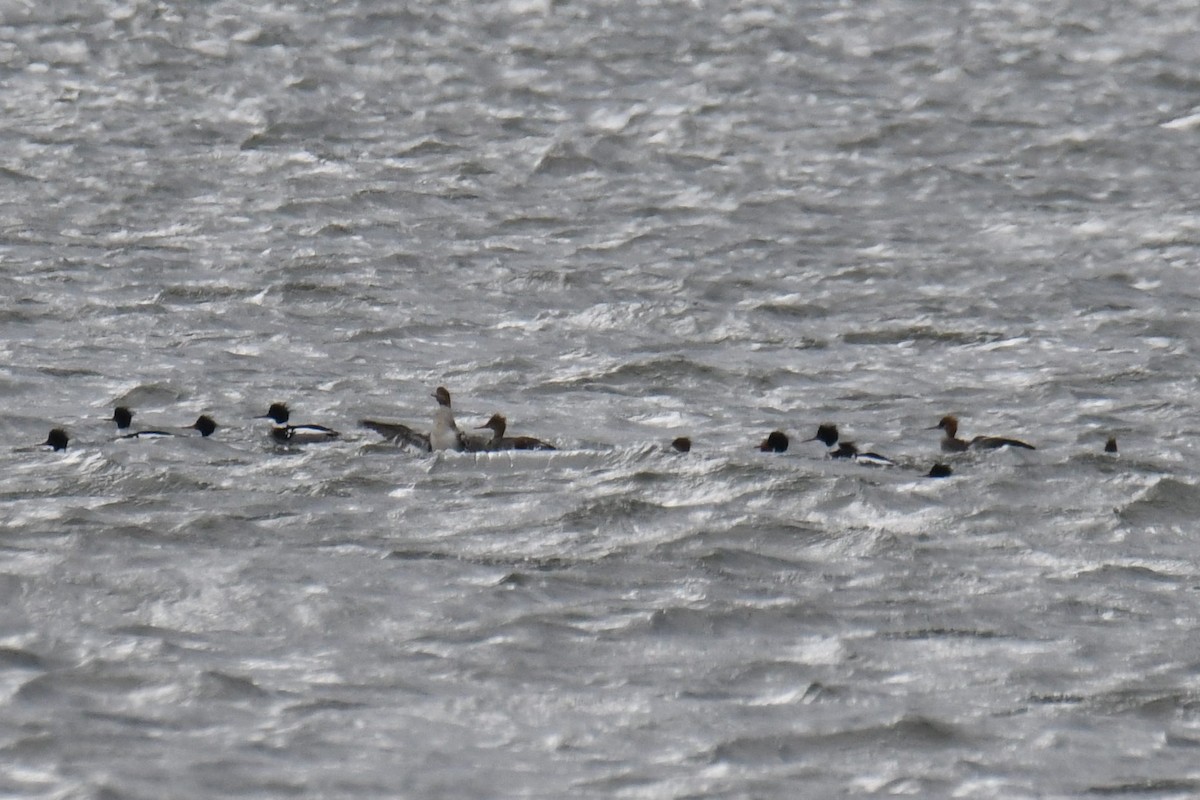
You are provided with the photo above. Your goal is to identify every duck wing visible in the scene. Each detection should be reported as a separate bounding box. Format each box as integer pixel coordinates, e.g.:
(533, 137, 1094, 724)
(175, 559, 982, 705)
(360, 419, 431, 452)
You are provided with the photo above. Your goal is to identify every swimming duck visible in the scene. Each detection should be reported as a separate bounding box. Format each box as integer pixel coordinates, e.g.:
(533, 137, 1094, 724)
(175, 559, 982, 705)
(475, 413, 556, 451)
(805, 423, 895, 466)
(258, 403, 340, 443)
(759, 431, 789, 453)
(931, 415, 1035, 452)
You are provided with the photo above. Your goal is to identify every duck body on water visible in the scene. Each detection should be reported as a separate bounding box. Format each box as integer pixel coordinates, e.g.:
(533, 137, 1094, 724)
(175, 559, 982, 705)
(360, 386, 466, 452)
(475, 414, 556, 451)
(931, 416, 1036, 453)
(805, 423, 896, 466)
(113, 407, 175, 439)
(258, 403, 340, 444)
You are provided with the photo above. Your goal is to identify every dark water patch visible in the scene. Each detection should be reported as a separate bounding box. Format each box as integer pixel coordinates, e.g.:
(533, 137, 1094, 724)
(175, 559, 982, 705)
(0, 647, 46, 670)
(1085, 687, 1199, 719)
(488, 554, 579, 572)
(883, 628, 1007, 641)
(395, 138, 464, 158)
(852, 714, 963, 747)
(549, 356, 736, 392)
(754, 300, 831, 320)
(709, 733, 816, 766)
(710, 714, 964, 767)
(693, 547, 820, 577)
(660, 152, 725, 172)
(1165, 732, 1200, 748)
(1030, 693, 1087, 705)
(111, 624, 210, 645)
(387, 548, 457, 563)
(711, 660, 821, 694)
(645, 602, 823, 638)
(1150, 68, 1200, 94)
(37, 365, 104, 378)
(198, 670, 271, 701)
(314, 221, 363, 237)
(494, 215, 569, 235)
(240, 119, 354, 151)
(15, 669, 147, 705)
(158, 283, 256, 304)
(82, 708, 175, 732)
(556, 495, 669, 528)
(1117, 479, 1200, 528)
(0, 572, 28, 604)
(388, 548, 579, 574)
(0, 165, 37, 182)
(112, 384, 187, 408)
(190, 760, 309, 796)
(572, 771, 662, 795)
(1086, 779, 1200, 796)
(1076, 564, 1180, 584)
(275, 279, 358, 298)
(532, 142, 599, 177)
(841, 327, 1009, 346)
(282, 698, 372, 717)
(0, 308, 42, 325)
(509, 267, 587, 291)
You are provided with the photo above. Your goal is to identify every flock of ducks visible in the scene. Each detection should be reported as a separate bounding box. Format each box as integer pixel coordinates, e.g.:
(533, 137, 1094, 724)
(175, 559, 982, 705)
(31, 387, 556, 455)
(741, 414, 1046, 479)
(26, 386, 1107, 481)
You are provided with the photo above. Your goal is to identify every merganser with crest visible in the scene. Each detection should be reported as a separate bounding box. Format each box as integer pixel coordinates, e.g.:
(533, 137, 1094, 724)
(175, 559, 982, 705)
(258, 402, 340, 443)
(671, 437, 691, 453)
(931, 415, 1035, 452)
(759, 431, 788, 453)
(805, 423, 895, 466)
(42, 428, 69, 451)
(475, 413, 556, 451)
(360, 386, 472, 452)
(190, 415, 218, 437)
(113, 406, 174, 439)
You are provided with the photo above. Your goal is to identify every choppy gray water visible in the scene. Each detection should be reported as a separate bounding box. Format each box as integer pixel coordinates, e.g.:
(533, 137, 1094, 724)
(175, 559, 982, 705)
(4, 0, 1200, 797)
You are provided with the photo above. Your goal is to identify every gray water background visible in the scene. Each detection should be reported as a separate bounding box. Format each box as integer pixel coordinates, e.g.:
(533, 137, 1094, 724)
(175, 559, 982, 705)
(4, 0, 1200, 796)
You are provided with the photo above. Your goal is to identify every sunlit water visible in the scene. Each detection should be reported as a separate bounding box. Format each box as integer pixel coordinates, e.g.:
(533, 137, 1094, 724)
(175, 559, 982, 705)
(4, 1, 1200, 797)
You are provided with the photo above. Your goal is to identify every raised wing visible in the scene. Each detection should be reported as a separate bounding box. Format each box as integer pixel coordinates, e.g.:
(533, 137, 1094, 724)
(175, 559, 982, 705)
(360, 419, 432, 452)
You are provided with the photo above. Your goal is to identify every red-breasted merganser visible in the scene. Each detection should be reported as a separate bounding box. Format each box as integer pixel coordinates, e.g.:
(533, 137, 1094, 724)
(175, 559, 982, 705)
(360, 386, 472, 452)
(258, 403, 340, 443)
(113, 406, 174, 439)
(475, 413, 556, 451)
(190, 416, 218, 437)
(931, 415, 1035, 452)
(759, 431, 788, 452)
(42, 428, 69, 451)
(805, 423, 895, 466)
